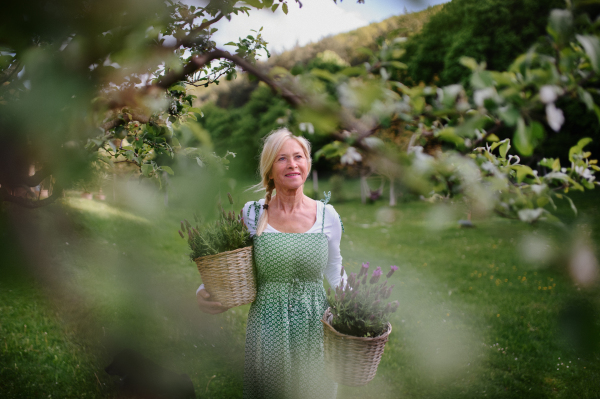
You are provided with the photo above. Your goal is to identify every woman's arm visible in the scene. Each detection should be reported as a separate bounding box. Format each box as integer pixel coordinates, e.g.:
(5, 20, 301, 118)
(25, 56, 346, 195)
(196, 286, 228, 314)
(323, 204, 347, 288)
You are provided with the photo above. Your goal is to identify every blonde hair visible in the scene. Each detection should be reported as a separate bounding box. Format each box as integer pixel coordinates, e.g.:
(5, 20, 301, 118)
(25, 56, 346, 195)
(254, 128, 312, 236)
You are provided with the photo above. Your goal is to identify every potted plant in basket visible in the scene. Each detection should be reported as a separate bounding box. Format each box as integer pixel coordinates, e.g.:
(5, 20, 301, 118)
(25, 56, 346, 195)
(322, 262, 399, 386)
(178, 193, 254, 309)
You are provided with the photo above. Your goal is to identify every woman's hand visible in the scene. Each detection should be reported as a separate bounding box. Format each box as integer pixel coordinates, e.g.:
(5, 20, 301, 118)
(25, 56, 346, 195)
(196, 288, 228, 314)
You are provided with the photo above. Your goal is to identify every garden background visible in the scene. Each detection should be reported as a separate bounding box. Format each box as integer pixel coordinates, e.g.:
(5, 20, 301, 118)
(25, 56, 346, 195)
(2, 0, 600, 397)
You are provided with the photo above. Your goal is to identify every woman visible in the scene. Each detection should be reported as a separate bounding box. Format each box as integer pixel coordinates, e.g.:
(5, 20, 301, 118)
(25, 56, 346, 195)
(196, 128, 346, 399)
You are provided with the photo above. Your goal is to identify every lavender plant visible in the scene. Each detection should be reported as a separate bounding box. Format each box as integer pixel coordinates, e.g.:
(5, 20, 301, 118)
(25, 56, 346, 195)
(178, 193, 252, 260)
(327, 262, 399, 338)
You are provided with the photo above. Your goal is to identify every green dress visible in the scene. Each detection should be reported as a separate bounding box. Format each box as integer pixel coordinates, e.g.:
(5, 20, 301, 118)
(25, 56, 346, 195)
(243, 196, 338, 399)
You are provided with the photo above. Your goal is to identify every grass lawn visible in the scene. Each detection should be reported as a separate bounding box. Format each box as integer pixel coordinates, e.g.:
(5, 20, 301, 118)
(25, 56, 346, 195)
(1, 177, 600, 398)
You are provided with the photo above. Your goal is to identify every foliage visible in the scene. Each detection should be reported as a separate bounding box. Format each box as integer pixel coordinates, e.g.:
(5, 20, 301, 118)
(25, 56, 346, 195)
(268, 4, 442, 70)
(180, 195, 251, 259)
(403, 0, 564, 85)
(310, 3, 600, 222)
(327, 263, 399, 337)
(197, 86, 291, 175)
(0, 0, 287, 207)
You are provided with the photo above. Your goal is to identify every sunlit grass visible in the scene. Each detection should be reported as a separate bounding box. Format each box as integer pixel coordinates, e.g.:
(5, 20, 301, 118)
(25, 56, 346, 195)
(1, 180, 600, 398)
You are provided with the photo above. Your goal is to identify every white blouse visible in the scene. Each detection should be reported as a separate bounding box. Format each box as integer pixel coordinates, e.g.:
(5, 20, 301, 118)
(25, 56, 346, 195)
(196, 198, 346, 296)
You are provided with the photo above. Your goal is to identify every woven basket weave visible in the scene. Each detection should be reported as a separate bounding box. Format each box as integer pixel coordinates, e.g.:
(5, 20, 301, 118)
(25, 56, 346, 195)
(321, 308, 392, 386)
(194, 246, 256, 309)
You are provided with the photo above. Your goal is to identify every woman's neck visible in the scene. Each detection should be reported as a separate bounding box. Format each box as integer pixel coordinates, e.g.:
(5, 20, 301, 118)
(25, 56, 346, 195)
(272, 186, 306, 212)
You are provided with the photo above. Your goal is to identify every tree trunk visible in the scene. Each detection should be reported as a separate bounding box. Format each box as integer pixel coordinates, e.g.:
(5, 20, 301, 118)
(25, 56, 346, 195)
(360, 175, 368, 204)
(389, 178, 396, 206)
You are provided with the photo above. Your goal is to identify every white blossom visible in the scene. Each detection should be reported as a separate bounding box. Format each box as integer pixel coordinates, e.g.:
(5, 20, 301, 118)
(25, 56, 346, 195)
(474, 87, 496, 108)
(539, 85, 562, 104)
(340, 147, 362, 165)
(299, 122, 314, 134)
(518, 208, 544, 223)
(531, 184, 547, 195)
(546, 103, 565, 132)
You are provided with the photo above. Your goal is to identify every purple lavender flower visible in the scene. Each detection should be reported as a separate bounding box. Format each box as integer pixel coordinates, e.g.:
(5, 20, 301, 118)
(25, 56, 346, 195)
(386, 265, 399, 279)
(340, 265, 345, 277)
(384, 285, 395, 299)
(348, 273, 357, 289)
(180, 221, 185, 232)
(361, 274, 367, 285)
(358, 262, 370, 278)
(327, 287, 331, 296)
(178, 230, 184, 239)
(370, 266, 383, 284)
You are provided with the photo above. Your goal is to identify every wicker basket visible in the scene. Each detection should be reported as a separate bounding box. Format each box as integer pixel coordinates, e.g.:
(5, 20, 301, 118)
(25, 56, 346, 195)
(321, 308, 392, 386)
(194, 246, 256, 309)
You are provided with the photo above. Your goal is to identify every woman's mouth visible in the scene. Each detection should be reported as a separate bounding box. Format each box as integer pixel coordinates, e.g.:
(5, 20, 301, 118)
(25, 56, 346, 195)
(285, 173, 301, 178)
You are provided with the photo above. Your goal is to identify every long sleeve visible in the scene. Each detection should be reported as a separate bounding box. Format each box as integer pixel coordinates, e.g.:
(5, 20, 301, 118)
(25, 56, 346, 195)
(323, 204, 346, 288)
(242, 200, 262, 237)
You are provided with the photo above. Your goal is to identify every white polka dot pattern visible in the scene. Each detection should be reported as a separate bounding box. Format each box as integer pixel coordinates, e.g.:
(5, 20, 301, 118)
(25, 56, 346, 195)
(243, 202, 337, 399)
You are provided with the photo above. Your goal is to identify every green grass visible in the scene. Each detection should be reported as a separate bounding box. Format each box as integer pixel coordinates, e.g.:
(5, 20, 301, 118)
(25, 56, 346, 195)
(1, 179, 600, 398)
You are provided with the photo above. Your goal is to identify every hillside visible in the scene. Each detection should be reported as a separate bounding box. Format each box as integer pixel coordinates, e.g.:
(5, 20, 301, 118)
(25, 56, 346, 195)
(191, 4, 443, 106)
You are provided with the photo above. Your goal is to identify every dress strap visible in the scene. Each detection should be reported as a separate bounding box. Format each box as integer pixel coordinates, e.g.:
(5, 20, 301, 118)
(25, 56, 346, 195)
(320, 191, 331, 233)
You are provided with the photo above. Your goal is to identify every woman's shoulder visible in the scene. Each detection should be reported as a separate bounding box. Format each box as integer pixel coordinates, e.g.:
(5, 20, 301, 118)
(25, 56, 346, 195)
(243, 199, 265, 217)
(243, 198, 264, 207)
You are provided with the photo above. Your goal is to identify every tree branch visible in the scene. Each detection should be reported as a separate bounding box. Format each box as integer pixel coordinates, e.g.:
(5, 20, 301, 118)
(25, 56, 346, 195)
(0, 184, 63, 209)
(21, 168, 53, 187)
(0, 61, 21, 85)
(155, 49, 303, 107)
(101, 111, 150, 131)
(178, 13, 224, 48)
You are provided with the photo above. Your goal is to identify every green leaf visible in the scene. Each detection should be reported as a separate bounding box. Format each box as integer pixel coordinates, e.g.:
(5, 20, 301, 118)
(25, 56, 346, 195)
(552, 158, 560, 171)
(263, 0, 274, 7)
(577, 87, 594, 111)
(161, 165, 174, 175)
(244, 0, 263, 8)
(565, 195, 577, 216)
(141, 164, 153, 177)
(486, 134, 499, 142)
(282, 2, 288, 14)
(169, 84, 186, 92)
(537, 196, 549, 208)
(385, 61, 408, 70)
(576, 35, 600, 73)
(514, 118, 544, 157)
(511, 165, 535, 183)
(569, 137, 593, 163)
(459, 56, 479, 71)
(271, 3, 279, 11)
(498, 106, 520, 127)
(436, 127, 465, 147)
(547, 9, 573, 46)
(224, 42, 236, 46)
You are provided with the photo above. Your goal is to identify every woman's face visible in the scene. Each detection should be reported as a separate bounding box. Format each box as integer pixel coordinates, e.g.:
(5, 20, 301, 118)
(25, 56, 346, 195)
(269, 139, 309, 192)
